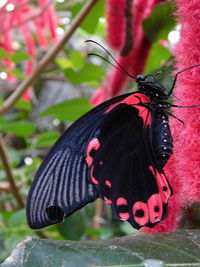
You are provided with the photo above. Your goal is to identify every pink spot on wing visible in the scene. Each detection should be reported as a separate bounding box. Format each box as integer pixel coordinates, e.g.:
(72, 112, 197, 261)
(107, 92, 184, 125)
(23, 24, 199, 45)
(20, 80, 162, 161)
(132, 201, 149, 226)
(149, 165, 171, 203)
(105, 93, 151, 126)
(119, 212, 130, 221)
(100, 161, 103, 165)
(86, 138, 100, 166)
(105, 180, 112, 188)
(116, 197, 128, 206)
(104, 197, 112, 205)
(90, 166, 98, 185)
(147, 194, 163, 223)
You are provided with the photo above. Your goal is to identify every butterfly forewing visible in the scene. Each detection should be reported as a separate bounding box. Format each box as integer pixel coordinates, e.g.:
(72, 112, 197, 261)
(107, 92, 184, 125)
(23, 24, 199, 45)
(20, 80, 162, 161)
(26, 93, 133, 229)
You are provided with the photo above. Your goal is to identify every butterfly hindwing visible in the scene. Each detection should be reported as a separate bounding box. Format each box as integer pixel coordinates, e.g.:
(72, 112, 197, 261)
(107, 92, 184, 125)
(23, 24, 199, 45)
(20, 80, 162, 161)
(85, 93, 172, 229)
(26, 93, 133, 229)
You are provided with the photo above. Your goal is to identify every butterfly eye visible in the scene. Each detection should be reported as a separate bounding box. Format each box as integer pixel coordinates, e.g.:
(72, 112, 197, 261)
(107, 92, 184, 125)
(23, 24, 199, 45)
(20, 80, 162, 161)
(136, 74, 146, 81)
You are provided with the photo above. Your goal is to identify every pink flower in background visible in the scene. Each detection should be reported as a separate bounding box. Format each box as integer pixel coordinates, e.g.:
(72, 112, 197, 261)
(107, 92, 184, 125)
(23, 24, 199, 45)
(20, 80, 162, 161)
(90, 0, 166, 106)
(0, 0, 58, 100)
(144, 0, 200, 233)
(106, 0, 127, 51)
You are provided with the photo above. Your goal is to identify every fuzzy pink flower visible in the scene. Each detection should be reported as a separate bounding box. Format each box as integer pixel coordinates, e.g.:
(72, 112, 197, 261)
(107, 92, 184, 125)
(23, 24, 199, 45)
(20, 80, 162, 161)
(106, 0, 127, 51)
(142, 0, 200, 233)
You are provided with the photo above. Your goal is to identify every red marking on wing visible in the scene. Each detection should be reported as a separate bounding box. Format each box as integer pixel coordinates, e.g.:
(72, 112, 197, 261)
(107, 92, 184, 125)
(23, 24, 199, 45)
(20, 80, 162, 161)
(90, 166, 98, 185)
(105, 93, 151, 126)
(105, 180, 112, 188)
(149, 166, 171, 203)
(86, 138, 100, 166)
(100, 161, 103, 165)
(132, 201, 149, 226)
(104, 196, 112, 205)
(119, 212, 130, 221)
(116, 197, 128, 206)
(147, 193, 163, 223)
(105, 102, 120, 113)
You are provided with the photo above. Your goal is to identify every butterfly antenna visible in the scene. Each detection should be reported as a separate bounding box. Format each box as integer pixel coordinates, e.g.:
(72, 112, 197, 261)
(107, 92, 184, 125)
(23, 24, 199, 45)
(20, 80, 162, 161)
(168, 63, 200, 97)
(85, 40, 136, 79)
(88, 53, 134, 77)
(166, 111, 185, 125)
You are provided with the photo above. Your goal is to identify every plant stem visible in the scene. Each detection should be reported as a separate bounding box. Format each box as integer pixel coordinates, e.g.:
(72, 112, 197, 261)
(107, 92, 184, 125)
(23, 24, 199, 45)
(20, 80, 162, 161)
(0, 139, 24, 209)
(0, 0, 99, 115)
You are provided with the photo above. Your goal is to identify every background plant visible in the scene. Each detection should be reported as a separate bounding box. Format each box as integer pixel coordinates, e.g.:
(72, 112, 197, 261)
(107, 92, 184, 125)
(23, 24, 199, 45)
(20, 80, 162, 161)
(0, 0, 200, 264)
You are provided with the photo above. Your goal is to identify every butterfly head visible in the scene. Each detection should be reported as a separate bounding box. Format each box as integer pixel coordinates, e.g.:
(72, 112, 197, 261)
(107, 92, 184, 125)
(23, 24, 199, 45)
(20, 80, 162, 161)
(136, 74, 167, 101)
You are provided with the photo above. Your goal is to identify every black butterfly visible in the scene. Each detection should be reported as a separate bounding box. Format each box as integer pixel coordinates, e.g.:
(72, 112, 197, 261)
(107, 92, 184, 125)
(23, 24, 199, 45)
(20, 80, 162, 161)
(26, 41, 200, 229)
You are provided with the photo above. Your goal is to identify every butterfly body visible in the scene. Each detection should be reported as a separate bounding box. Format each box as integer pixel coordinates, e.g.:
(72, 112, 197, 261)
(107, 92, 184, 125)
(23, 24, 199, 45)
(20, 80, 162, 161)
(27, 74, 173, 230)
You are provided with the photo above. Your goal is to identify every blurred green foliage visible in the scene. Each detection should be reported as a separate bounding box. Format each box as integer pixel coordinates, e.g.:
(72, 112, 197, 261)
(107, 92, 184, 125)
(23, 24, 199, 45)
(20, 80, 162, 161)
(1, 0, 199, 264)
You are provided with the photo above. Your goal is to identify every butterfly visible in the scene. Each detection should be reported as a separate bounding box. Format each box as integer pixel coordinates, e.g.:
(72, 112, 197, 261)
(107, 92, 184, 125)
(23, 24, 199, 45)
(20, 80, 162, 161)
(26, 41, 200, 230)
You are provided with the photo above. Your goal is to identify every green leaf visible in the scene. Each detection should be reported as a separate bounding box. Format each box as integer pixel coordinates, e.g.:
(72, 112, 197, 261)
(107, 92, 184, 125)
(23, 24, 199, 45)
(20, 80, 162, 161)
(120, 221, 136, 235)
(1, 121, 37, 137)
(143, 2, 176, 43)
(70, 0, 105, 34)
(57, 204, 95, 240)
(69, 50, 85, 69)
(85, 228, 113, 240)
(144, 42, 171, 73)
(55, 58, 73, 69)
(0, 48, 10, 60)
(64, 64, 105, 84)
(40, 98, 92, 122)
(14, 99, 32, 111)
(82, 0, 105, 33)
(2, 231, 200, 267)
(8, 210, 26, 227)
(57, 212, 86, 241)
(33, 131, 60, 148)
(10, 52, 29, 63)
(5, 69, 25, 80)
(56, 51, 85, 70)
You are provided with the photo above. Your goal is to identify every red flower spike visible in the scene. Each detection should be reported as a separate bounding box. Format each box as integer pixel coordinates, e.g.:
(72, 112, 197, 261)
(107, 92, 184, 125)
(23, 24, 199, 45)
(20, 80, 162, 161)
(106, 0, 127, 51)
(142, 0, 200, 233)
(0, 0, 58, 101)
(171, 0, 200, 212)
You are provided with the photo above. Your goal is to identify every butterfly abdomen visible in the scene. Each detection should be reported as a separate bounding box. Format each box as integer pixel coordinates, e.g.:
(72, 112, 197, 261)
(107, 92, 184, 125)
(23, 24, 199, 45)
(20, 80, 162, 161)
(151, 112, 173, 168)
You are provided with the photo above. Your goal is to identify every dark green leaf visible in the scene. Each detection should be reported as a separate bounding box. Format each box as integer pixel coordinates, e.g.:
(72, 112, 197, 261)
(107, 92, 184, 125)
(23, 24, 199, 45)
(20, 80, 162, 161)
(14, 99, 32, 111)
(57, 212, 86, 241)
(144, 42, 171, 73)
(1, 121, 37, 137)
(8, 210, 26, 227)
(143, 2, 176, 43)
(64, 64, 105, 84)
(85, 228, 113, 239)
(2, 231, 200, 267)
(33, 131, 60, 148)
(40, 98, 92, 122)
(57, 203, 95, 240)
